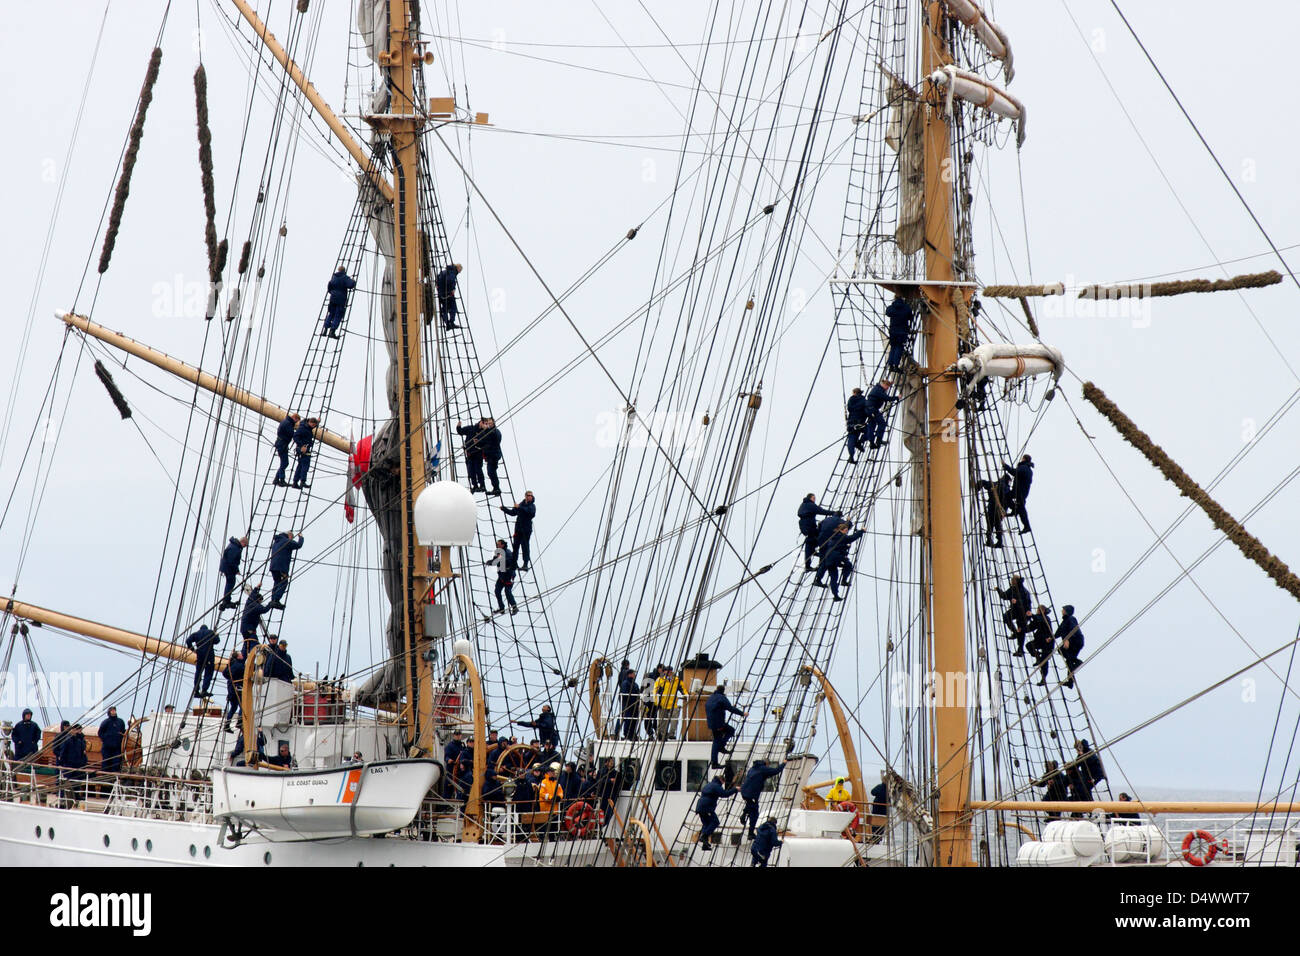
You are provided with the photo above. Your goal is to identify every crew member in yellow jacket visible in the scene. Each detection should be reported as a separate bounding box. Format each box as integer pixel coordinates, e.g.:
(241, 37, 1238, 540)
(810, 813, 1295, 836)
(653, 667, 685, 740)
(827, 776, 852, 806)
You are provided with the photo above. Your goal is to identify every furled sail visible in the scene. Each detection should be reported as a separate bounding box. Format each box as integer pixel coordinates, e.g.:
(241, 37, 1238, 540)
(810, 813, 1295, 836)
(884, 79, 925, 255)
(941, 0, 1014, 82)
(928, 65, 1025, 146)
(953, 342, 1064, 384)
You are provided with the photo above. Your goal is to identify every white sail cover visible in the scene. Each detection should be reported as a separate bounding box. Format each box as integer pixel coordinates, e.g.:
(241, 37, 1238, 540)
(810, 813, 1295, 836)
(954, 343, 1064, 385)
(928, 66, 1025, 146)
(941, 0, 1014, 82)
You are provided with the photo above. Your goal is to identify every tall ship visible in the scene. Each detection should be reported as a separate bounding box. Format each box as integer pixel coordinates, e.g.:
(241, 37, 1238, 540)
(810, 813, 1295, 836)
(1, 0, 1297, 868)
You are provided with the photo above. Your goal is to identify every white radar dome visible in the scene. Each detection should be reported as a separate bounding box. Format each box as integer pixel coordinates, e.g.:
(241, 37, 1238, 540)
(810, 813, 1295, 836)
(413, 481, 477, 546)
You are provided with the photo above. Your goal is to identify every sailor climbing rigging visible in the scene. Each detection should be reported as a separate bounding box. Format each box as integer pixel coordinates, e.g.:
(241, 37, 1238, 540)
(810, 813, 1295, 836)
(885, 293, 915, 371)
(272, 412, 300, 487)
(435, 263, 462, 330)
(797, 493, 841, 572)
(322, 266, 356, 339)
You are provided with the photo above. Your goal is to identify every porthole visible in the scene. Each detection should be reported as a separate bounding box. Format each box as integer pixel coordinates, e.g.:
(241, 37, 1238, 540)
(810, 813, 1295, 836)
(34, 826, 41, 838)
(189, 844, 197, 857)
(132, 838, 139, 851)
(146, 839, 153, 852)
(103, 835, 110, 847)
(48, 828, 54, 840)
(263, 851, 272, 864)
(204, 846, 211, 859)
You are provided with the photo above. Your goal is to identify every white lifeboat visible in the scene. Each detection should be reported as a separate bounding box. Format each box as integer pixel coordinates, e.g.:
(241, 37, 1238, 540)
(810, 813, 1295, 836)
(212, 758, 440, 841)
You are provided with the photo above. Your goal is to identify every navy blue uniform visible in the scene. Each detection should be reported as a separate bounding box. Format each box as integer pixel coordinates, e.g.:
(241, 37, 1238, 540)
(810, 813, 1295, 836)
(1026, 610, 1055, 684)
(10, 717, 41, 761)
(503, 498, 536, 569)
(98, 715, 126, 773)
(816, 526, 864, 599)
(292, 422, 315, 487)
(845, 392, 868, 461)
(517, 709, 558, 748)
(57, 734, 87, 773)
(478, 426, 503, 493)
(739, 762, 784, 835)
(240, 593, 269, 653)
(230, 729, 266, 766)
(219, 537, 244, 605)
(456, 423, 485, 491)
(273, 415, 296, 485)
(185, 624, 220, 696)
(223, 656, 244, 725)
(863, 383, 898, 448)
(1056, 609, 1085, 687)
(695, 779, 737, 848)
(797, 498, 840, 569)
(619, 672, 640, 741)
(751, 819, 782, 866)
(323, 269, 356, 333)
(705, 689, 744, 767)
(1004, 459, 1034, 532)
(981, 476, 1013, 547)
(435, 266, 459, 327)
(998, 579, 1032, 652)
(870, 781, 889, 835)
(885, 297, 914, 370)
(269, 532, 304, 607)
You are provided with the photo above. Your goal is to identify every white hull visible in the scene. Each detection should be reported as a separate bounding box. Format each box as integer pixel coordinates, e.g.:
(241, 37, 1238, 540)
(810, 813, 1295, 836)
(0, 800, 504, 866)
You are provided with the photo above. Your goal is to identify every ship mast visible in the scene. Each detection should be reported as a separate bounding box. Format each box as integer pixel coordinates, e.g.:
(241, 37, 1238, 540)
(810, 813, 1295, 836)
(920, 1, 973, 867)
(371, 0, 434, 754)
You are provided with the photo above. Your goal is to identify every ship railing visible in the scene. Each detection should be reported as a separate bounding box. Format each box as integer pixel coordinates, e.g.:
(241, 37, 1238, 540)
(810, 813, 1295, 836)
(1154, 814, 1299, 866)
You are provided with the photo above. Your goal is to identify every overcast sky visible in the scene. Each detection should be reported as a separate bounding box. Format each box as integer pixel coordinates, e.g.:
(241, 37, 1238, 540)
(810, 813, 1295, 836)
(2, 1, 1299, 797)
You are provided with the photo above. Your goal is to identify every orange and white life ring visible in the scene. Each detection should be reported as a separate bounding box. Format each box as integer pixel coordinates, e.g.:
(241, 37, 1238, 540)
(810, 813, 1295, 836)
(564, 801, 600, 838)
(1181, 829, 1221, 866)
(834, 800, 861, 833)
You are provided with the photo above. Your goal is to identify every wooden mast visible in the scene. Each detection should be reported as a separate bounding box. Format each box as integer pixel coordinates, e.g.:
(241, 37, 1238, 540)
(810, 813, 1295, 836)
(920, 2, 974, 867)
(370, 0, 433, 755)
